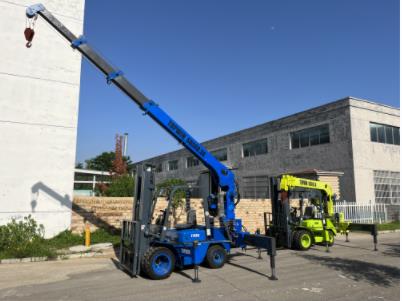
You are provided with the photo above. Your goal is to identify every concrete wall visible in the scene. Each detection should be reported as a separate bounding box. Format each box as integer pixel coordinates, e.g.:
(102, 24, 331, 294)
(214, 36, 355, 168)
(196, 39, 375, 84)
(139, 97, 400, 204)
(141, 98, 356, 201)
(349, 99, 400, 203)
(0, 0, 85, 237)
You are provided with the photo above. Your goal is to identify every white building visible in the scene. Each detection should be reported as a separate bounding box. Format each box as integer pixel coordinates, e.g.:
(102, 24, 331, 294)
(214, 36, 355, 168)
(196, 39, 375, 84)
(0, 0, 85, 237)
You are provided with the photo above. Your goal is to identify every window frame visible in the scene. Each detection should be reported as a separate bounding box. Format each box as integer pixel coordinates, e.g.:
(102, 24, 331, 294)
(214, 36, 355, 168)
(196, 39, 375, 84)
(290, 124, 330, 149)
(242, 138, 268, 158)
(167, 160, 178, 171)
(370, 122, 400, 146)
(186, 156, 199, 168)
(211, 148, 228, 162)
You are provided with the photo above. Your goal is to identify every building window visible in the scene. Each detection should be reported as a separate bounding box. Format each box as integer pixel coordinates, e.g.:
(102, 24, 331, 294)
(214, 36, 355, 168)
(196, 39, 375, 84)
(155, 163, 163, 173)
(242, 176, 270, 198)
(370, 123, 400, 145)
(290, 124, 330, 149)
(186, 157, 199, 168)
(242, 138, 268, 157)
(211, 148, 228, 161)
(168, 160, 178, 171)
(373, 170, 400, 204)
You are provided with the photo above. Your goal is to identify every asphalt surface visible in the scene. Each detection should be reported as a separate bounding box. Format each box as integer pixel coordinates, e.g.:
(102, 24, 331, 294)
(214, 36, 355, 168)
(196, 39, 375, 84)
(0, 232, 399, 301)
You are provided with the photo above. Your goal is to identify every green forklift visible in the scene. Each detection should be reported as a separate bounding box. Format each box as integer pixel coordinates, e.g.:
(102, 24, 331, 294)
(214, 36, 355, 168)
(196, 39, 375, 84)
(265, 175, 377, 251)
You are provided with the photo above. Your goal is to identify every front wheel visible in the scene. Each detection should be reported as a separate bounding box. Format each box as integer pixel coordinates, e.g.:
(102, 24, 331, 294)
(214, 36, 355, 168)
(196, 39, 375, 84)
(205, 245, 227, 269)
(293, 230, 313, 251)
(327, 231, 335, 246)
(141, 247, 175, 280)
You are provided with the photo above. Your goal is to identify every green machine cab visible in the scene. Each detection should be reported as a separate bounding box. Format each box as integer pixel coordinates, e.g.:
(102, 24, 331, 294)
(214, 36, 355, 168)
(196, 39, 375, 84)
(265, 175, 350, 251)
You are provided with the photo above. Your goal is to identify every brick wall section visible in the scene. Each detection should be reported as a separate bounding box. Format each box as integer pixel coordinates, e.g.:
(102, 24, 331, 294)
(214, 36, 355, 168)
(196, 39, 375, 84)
(71, 197, 133, 233)
(71, 197, 272, 234)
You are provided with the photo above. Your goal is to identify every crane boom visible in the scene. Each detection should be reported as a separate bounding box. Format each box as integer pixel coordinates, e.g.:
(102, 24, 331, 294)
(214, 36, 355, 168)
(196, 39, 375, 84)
(26, 3, 236, 220)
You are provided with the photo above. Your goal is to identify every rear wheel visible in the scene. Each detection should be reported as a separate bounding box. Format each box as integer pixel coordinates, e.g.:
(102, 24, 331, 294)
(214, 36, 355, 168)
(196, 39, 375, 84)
(293, 230, 313, 251)
(141, 247, 175, 280)
(205, 245, 226, 269)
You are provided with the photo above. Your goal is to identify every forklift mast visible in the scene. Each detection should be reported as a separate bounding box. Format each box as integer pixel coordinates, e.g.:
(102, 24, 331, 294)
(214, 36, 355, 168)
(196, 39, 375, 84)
(25, 3, 237, 221)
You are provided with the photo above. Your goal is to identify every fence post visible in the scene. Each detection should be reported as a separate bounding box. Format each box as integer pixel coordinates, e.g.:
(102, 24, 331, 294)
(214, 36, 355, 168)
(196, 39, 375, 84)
(369, 200, 374, 224)
(384, 203, 388, 223)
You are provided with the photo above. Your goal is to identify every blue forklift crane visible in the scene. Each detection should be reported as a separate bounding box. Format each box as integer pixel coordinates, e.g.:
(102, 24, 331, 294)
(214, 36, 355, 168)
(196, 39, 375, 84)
(25, 3, 277, 281)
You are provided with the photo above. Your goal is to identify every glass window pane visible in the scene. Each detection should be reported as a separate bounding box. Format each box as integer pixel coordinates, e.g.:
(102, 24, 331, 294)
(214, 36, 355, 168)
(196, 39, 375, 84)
(300, 132, 309, 147)
(393, 128, 400, 145)
(290, 124, 329, 149)
(310, 132, 319, 145)
(370, 124, 378, 142)
(211, 148, 227, 161)
(385, 126, 394, 144)
(320, 132, 330, 144)
(168, 160, 178, 171)
(242, 139, 267, 157)
(291, 133, 299, 149)
(377, 126, 385, 143)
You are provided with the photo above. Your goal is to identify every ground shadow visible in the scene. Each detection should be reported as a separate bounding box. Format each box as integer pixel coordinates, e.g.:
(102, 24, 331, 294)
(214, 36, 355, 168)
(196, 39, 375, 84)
(297, 253, 399, 287)
(31, 181, 120, 234)
(381, 243, 400, 258)
(227, 251, 270, 279)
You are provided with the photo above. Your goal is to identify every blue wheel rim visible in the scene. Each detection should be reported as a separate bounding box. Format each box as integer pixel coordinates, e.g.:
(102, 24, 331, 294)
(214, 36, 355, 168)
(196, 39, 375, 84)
(152, 252, 172, 276)
(212, 249, 224, 265)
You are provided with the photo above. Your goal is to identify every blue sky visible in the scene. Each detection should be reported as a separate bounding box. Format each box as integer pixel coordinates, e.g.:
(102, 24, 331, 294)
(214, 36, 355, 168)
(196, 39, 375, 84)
(76, 0, 399, 164)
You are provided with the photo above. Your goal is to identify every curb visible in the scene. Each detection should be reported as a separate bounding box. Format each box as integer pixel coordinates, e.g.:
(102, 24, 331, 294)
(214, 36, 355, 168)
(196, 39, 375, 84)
(0, 249, 113, 264)
(378, 229, 400, 234)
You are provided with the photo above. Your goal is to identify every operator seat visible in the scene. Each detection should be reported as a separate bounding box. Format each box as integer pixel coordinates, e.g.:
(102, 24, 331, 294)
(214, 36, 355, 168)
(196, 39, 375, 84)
(175, 209, 197, 230)
(303, 206, 316, 219)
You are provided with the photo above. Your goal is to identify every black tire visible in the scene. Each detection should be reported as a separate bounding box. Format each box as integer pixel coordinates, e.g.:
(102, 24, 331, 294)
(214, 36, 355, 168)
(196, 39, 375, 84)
(327, 231, 335, 246)
(205, 245, 227, 269)
(293, 230, 313, 251)
(141, 247, 175, 280)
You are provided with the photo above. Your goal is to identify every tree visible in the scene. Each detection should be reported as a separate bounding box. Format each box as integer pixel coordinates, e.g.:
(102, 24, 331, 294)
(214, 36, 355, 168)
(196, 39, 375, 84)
(85, 152, 115, 171)
(157, 178, 187, 225)
(75, 162, 83, 169)
(85, 152, 133, 172)
(112, 134, 127, 175)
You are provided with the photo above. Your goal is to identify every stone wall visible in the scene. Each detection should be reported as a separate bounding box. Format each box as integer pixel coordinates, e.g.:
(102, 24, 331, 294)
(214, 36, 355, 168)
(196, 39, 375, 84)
(71, 196, 272, 234)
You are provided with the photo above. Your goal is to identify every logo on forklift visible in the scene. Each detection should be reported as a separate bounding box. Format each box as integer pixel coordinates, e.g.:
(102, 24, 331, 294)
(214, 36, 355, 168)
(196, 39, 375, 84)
(190, 233, 200, 238)
(181, 248, 191, 255)
(300, 179, 317, 187)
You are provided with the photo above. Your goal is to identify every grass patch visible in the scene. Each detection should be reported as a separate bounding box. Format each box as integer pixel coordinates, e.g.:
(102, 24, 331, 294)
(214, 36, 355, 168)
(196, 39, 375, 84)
(90, 228, 120, 247)
(377, 220, 400, 231)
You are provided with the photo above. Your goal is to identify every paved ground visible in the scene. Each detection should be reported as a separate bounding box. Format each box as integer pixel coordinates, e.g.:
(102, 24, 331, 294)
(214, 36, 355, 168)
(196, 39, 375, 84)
(0, 232, 399, 301)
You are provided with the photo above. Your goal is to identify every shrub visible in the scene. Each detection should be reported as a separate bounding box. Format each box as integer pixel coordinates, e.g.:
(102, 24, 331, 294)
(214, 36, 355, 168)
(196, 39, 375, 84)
(0, 215, 55, 259)
(105, 174, 135, 197)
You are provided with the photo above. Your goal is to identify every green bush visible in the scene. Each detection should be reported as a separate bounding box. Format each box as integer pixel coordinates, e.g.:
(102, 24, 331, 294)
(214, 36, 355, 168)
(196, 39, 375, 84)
(0, 215, 55, 259)
(157, 178, 187, 209)
(105, 174, 135, 197)
(0, 216, 121, 260)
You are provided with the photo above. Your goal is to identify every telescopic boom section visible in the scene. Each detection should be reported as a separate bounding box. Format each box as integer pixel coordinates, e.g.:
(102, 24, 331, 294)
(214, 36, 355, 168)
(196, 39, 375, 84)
(26, 3, 237, 220)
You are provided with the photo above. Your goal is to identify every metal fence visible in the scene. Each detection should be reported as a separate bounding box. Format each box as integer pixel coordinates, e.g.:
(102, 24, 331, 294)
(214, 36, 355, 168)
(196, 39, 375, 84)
(334, 201, 388, 224)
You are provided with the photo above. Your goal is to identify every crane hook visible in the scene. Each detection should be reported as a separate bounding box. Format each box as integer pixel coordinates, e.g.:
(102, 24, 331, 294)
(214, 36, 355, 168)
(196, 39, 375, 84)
(24, 27, 35, 48)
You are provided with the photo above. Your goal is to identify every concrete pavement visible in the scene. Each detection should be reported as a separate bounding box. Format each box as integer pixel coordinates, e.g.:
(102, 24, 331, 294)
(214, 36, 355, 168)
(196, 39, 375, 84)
(0, 232, 399, 301)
